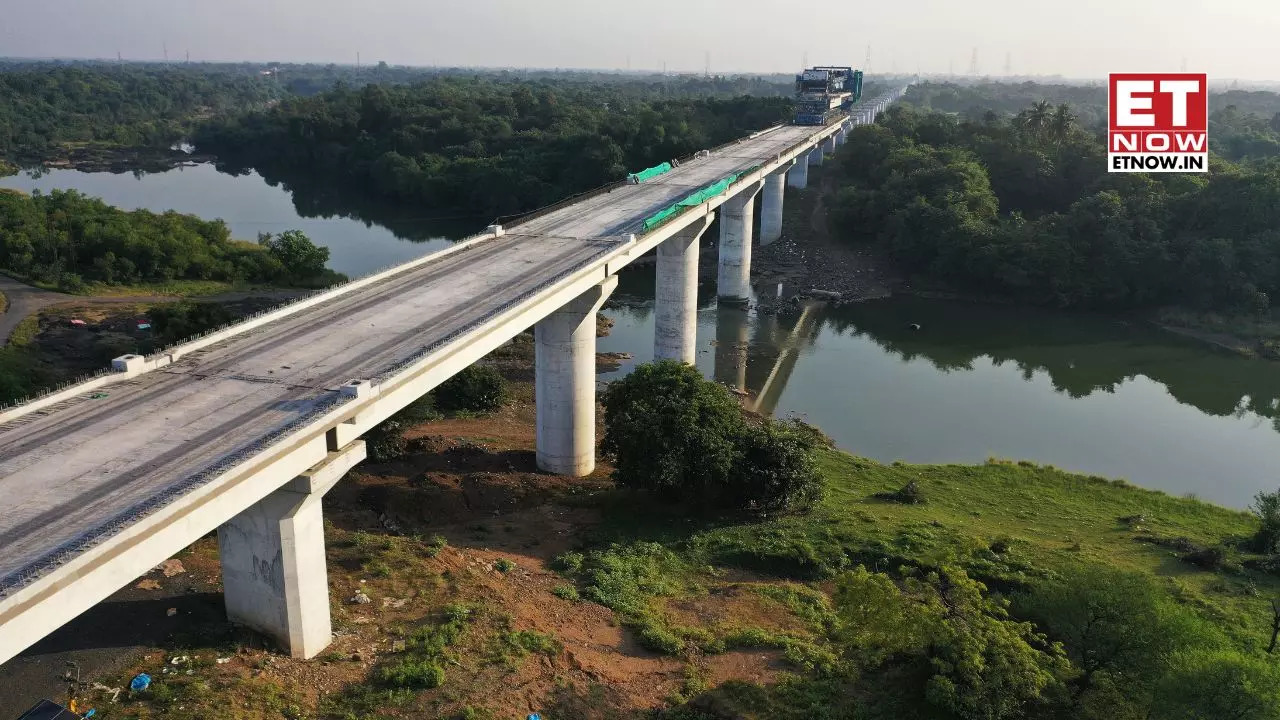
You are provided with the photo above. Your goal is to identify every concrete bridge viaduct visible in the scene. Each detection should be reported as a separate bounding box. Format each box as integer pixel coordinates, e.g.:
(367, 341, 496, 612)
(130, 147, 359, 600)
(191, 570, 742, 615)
(0, 86, 909, 664)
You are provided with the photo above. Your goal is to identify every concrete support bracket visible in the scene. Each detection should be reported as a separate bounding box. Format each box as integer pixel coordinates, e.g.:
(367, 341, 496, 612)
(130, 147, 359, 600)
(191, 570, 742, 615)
(217, 439, 367, 659)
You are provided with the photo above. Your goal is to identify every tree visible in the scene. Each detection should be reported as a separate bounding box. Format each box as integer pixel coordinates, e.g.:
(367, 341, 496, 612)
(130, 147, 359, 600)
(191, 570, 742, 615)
(259, 230, 331, 282)
(834, 566, 1071, 720)
(1250, 488, 1280, 554)
(600, 360, 745, 504)
(732, 419, 824, 513)
(1150, 650, 1280, 720)
(1012, 567, 1226, 716)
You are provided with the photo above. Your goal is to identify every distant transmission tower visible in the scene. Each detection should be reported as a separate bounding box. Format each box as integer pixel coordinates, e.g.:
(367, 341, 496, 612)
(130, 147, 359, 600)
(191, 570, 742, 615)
(969, 47, 979, 75)
(1005, 52, 1012, 76)
(865, 45, 872, 73)
(356, 51, 361, 68)
(704, 51, 710, 77)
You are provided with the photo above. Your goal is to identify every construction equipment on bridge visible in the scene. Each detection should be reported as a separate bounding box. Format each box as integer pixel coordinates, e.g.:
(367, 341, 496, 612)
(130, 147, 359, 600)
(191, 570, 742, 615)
(793, 66, 863, 126)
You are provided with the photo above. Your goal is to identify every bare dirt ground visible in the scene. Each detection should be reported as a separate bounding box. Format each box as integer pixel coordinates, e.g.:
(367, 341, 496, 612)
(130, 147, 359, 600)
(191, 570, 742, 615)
(750, 169, 902, 314)
(0, 322, 790, 718)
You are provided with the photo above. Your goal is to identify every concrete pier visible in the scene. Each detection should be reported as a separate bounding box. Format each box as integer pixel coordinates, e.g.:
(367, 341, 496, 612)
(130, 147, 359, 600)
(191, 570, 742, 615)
(808, 146, 823, 167)
(535, 276, 618, 475)
(760, 169, 788, 247)
(655, 214, 713, 363)
(717, 181, 763, 302)
(218, 441, 366, 659)
(787, 157, 810, 189)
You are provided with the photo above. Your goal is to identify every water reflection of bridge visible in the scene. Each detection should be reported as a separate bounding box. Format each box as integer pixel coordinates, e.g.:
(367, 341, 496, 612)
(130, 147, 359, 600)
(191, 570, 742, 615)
(713, 301, 825, 415)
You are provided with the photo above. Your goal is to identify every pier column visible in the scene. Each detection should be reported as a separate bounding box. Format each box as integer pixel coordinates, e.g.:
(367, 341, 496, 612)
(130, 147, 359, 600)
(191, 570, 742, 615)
(655, 214, 713, 363)
(717, 181, 763, 302)
(787, 156, 810, 189)
(822, 136, 836, 156)
(808, 145, 823, 167)
(535, 275, 618, 475)
(760, 165, 790, 247)
(218, 441, 366, 659)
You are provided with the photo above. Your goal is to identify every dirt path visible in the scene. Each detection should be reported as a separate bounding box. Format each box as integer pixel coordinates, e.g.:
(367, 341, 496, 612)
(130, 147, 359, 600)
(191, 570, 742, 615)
(0, 275, 309, 347)
(0, 275, 68, 345)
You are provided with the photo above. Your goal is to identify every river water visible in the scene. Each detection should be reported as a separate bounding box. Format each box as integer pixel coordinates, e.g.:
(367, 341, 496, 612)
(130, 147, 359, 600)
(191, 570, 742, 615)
(4, 165, 1278, 508)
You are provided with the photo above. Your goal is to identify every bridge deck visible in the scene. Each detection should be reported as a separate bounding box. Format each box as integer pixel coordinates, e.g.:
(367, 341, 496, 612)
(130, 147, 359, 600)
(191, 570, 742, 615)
(0, 124, 820, 585)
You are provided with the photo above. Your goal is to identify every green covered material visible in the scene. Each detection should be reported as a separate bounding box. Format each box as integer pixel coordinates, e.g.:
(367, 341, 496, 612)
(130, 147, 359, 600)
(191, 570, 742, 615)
(628, 162, 673, 183)
(641, 164, 763, 232)
(642, 172, 742, 231)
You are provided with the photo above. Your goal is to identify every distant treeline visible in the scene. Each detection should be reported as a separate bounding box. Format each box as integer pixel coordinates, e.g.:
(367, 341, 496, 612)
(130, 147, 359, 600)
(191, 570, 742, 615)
(0, 189, 341, 290)
(193, 77, 795, 216)
(907, 81, 1280, 163)
(0, 65, 283, 161)
(830, 101, 1280, 313)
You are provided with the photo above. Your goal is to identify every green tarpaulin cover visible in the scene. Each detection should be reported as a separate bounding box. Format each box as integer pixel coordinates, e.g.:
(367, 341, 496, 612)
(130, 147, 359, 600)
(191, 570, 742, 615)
(641, 166, 760, 231)
(628, 162, 673, 184)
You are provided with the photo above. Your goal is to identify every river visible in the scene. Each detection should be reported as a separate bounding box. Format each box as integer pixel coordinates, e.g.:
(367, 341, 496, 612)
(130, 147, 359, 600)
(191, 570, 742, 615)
(3, 165, 1277, 509)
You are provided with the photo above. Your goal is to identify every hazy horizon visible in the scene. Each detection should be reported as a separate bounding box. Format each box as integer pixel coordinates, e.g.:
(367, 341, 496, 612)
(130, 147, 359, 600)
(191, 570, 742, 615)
(2, 0, 1278, 83)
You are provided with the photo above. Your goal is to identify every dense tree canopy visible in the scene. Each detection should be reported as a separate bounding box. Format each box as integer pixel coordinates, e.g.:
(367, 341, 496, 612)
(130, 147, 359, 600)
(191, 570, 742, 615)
(0, 64, 281, 161)
(0, 190, 340, 289)
(193, 77, 794, 216)
(830, 101, 1280, 313)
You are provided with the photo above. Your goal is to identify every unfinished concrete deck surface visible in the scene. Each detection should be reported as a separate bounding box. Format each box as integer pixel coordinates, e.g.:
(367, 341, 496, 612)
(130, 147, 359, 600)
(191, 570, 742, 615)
(0, 124, 823, 587)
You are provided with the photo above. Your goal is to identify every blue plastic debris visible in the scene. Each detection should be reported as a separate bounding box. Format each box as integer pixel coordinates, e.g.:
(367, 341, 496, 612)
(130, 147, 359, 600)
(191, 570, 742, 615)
(130, 673, 151, 692)
(528, 715, 542, 720)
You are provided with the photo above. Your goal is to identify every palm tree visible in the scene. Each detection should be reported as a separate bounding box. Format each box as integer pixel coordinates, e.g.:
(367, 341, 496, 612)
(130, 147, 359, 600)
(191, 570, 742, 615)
(1016, 100, 1053, 137)
(1050, 103, 1077, 143)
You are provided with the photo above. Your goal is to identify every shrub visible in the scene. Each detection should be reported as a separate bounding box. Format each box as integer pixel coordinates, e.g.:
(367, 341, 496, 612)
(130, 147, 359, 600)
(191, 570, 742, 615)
(422, 534, 448, 557)
(601, 361, 745, 505)
(602, 361, 822, 514)
(378, 659, 445, 689)
(1150, 650, 1280, 720)
(732, 418, 824, 513)
(365, 418, 408, 462)
(876, 480, 925, 504)
(1250, 489, 1280, 554)
(433, 365, 507, 413)
(552, 584, 580, 601)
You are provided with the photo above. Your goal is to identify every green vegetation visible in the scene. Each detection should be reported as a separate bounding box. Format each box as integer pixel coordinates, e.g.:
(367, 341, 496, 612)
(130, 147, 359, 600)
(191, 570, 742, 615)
(830, 100, 1280, 315)
(433, 365, 508, 413)
(360, 603, 471, 703)
(194, 77, 793, 216)
(550, 449, 1280, 719)
(0, 63, 281, 162)
(364, 364, 510, 462)
(0, 190, 343, 290)
(907, 81, 1280, 163)
(601, 361, 823, 513)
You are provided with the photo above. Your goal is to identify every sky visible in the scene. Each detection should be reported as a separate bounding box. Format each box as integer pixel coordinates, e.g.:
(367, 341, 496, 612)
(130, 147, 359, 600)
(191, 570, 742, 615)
(2, 0, 1279, 82)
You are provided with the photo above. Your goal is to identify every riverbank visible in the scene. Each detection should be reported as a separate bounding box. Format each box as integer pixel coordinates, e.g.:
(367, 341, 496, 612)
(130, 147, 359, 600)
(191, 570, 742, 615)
(13, 143, 215, 174)
(7, 325, 1277, 717)
(750, 168, 902, 314)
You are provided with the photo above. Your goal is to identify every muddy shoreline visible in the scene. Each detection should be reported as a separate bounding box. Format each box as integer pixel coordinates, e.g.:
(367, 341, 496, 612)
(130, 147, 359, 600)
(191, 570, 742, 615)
(14, 145, 214, 175)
